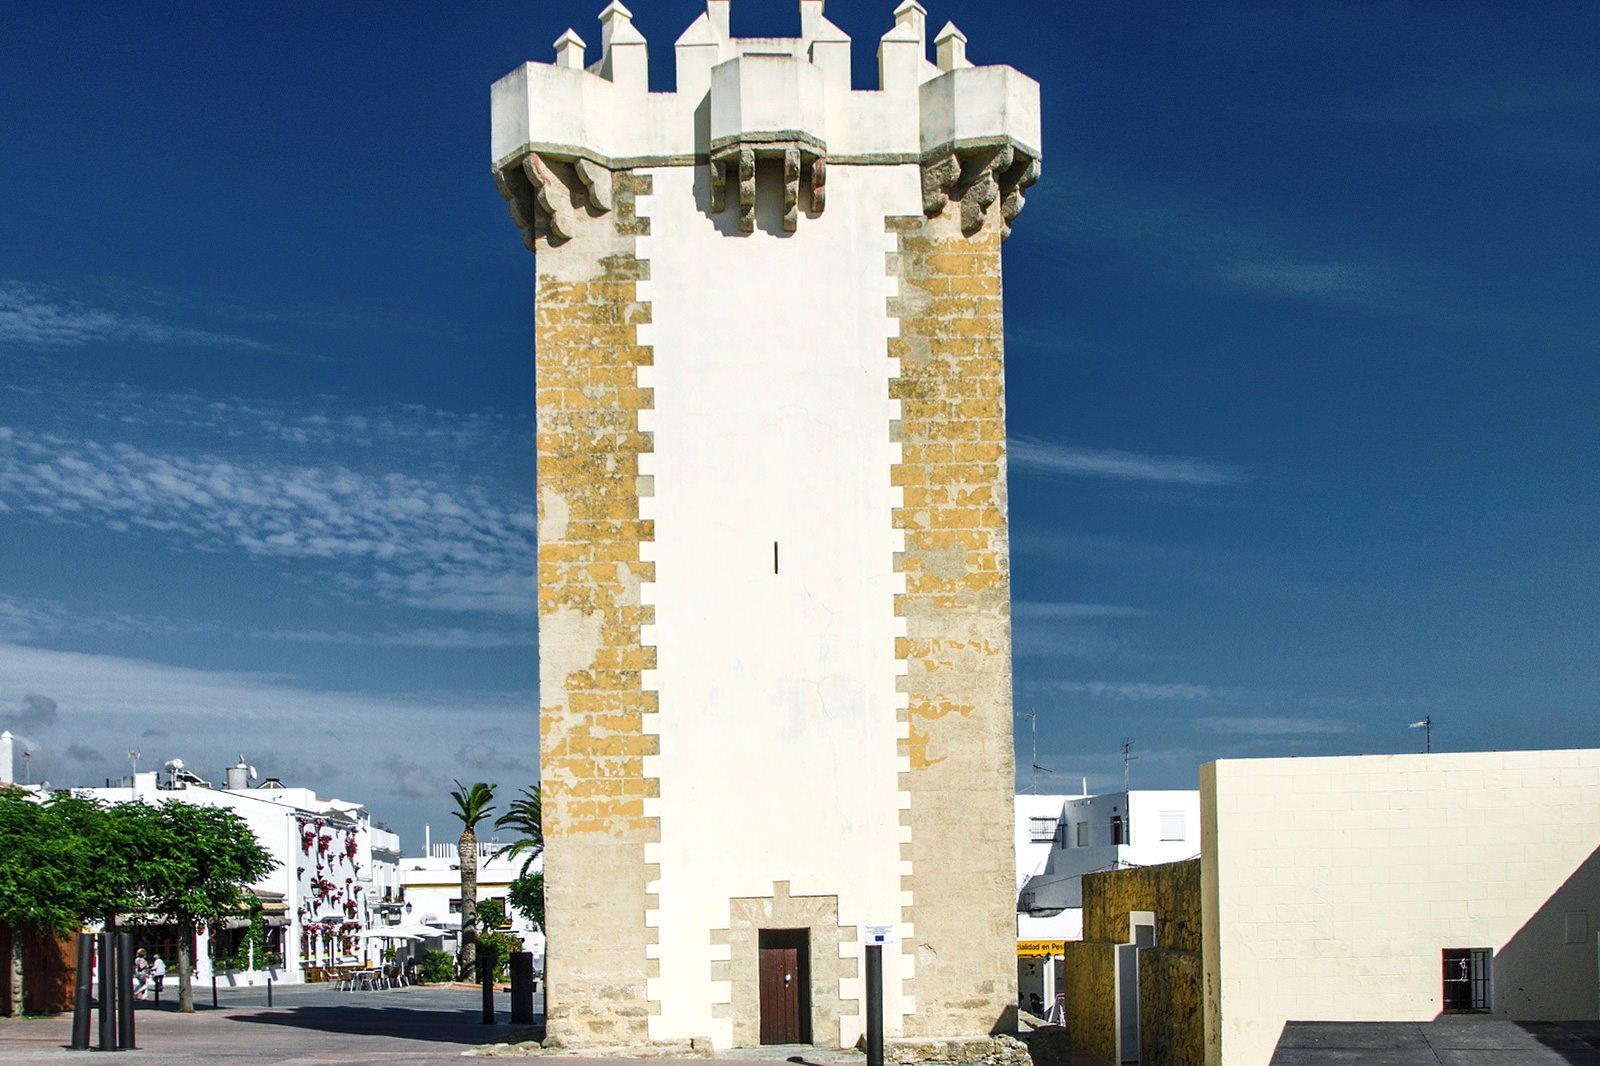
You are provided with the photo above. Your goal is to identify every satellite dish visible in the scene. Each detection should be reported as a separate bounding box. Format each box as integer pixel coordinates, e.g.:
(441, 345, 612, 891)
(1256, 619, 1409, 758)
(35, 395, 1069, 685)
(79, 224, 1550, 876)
(165, 758, 185, 772)
(249, 766, 259, 781)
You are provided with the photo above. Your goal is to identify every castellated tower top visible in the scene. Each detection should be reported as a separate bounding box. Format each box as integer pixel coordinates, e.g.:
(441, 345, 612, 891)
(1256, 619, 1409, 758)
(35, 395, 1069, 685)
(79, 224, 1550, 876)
(493, 0, 1041, 239)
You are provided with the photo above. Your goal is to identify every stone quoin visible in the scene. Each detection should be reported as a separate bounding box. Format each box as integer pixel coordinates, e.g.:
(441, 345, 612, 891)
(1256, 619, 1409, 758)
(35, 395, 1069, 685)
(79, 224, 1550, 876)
(492, 0, 1042, 1050)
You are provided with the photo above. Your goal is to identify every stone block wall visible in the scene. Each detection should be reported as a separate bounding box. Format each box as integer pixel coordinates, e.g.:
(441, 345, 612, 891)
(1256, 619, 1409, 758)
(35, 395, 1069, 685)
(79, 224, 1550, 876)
(1081, 859, 1203, 953)
(533, 169, 659, 1049)
(1059, 940, 1115, 1062)
(890, 203, 1018, 1037)
(1140, 949, 1203, 1066)
(1062, 859, 1203, 1065)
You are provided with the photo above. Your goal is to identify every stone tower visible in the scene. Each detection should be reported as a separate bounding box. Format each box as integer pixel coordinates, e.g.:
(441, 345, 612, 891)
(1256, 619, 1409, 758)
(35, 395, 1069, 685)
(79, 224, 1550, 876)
(493, 0, 1040, 1051)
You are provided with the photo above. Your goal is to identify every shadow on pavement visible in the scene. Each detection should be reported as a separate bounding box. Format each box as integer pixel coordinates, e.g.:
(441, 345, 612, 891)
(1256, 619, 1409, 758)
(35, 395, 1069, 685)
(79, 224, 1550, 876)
(225, 1004, 504, 1044)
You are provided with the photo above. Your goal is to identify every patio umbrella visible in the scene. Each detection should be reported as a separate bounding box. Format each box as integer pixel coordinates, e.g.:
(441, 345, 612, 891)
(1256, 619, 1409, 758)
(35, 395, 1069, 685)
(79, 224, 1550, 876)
(359, 929, 423, 941)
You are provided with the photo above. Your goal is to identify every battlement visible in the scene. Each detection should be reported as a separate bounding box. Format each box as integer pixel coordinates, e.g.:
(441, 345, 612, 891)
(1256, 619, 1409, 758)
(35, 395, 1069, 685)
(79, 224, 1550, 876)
(493, 0, 1041, 240)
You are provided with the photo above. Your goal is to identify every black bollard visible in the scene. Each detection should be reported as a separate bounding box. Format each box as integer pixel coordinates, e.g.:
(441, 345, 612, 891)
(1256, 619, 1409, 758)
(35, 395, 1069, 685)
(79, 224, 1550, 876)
(96, 933, 116, 1052)
(509, 952, 534, 1026)
(70, 933, 93, 1050)
(116, 933, 136, 1049)
(211, 974, 218, 1009)
(267, 978, 273, 1008)
(865, 943, 884, 1066)
(480, 957, 494, 1024)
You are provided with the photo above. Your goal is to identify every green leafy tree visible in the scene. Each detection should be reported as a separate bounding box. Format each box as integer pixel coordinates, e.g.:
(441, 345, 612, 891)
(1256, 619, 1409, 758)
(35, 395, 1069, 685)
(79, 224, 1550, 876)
(491, 785, 543, 877)
(0, 790, 133, 1016)
(507, 872, 544, 933)
(475, 898, 508, 934)
(0, 790, 75, 1016)
(449, 781, 496, 979)
(120, 801, 276, 1013)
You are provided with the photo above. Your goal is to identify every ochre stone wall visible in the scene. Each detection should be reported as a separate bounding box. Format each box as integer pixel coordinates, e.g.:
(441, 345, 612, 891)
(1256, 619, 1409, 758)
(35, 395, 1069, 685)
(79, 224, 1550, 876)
(535, 170, 659, 1048)
(1081, 859, 1203, 953)
(1140, 949, 1204, 1066)
(1059, 940, 1115, 1061)
(1063, 860, 1204, 1066)
(890, 204, 1018, 1037)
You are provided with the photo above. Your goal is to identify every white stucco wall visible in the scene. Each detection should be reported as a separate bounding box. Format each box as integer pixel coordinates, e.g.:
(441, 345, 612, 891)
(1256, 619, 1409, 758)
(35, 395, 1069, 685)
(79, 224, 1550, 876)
(1203, 750, 1600, 1066)
(636, 162, 915, 1049)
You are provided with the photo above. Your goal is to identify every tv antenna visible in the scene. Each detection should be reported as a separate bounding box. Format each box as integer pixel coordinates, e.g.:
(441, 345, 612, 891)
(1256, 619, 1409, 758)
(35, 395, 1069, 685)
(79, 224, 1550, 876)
(129, 748, 141, 777)
(1017, 710, 1053, 794)
(21, 750, 31, 787)
(1121, 738, 1138, 791)
(1408, 717, 1432, 754)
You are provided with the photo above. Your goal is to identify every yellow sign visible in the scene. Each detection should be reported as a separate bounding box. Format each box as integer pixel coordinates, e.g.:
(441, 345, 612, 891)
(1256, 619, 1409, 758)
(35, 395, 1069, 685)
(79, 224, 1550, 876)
(1017, 940, 1066, 957)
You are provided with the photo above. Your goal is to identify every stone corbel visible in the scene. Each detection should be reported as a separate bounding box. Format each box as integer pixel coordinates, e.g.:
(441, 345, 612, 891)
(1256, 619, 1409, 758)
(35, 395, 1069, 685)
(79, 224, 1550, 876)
(494, 151, 616, 247)
(922, 144, 1041, 240)
(708, 142, 826, 234)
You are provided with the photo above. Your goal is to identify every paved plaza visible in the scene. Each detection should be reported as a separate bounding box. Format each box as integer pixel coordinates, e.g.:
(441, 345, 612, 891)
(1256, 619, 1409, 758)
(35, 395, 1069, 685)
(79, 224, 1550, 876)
(0, 984, 547, 1065)
(0, 986, 1118, 1066)
(1272, 1019, 1600, 1065)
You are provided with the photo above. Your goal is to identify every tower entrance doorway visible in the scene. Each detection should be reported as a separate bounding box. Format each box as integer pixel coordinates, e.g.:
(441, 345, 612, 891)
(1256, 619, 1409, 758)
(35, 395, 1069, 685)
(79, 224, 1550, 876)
(758, 929, 812, 1045)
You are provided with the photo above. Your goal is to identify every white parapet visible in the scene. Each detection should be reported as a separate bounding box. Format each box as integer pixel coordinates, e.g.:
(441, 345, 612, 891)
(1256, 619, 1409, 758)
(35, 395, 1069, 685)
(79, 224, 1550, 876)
(0, 730, 12, 785)
(492, 0, 1041, 240)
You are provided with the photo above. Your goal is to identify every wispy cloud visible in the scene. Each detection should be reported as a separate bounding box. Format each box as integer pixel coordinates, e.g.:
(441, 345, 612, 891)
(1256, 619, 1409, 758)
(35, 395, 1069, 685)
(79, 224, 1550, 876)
(270, 627, 532, 650)
(1195, 716, 1361, 736)
(0, 428, 535, 616)
(1349, 74, 1600, 127)
(1216, 260, 1376, 300)
(0, 281, 270, 351)
(1009, 437, 1242, 487)
(1051, 169, 1434, 319)
(0, 640, 535, 813)
(1348, 75, 1600, 171)
(1013, 602, 1150, 621)
(1033, 680, 1222, 703)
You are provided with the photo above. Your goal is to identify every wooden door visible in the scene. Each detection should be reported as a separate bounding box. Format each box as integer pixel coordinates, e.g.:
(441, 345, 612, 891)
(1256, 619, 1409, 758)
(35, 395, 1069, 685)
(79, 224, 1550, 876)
(758, 929, 811, 1044)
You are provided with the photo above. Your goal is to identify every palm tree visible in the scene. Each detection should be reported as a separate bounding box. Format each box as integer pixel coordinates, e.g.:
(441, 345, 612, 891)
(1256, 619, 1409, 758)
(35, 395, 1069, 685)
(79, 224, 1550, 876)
(491, 784, 543, 877)
(449, 781, 496, 979)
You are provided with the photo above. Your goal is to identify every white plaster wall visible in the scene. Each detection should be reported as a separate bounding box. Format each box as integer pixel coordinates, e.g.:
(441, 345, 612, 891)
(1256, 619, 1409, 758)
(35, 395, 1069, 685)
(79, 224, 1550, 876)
(635, 162, 916, 1049)
(1016, 795, 1073, 889)
(1203, 750, 1600, 1066)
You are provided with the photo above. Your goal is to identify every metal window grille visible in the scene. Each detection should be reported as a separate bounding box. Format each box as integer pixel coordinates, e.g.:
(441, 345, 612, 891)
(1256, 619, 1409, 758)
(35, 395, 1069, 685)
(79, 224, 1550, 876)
(1442, 948, 1491, 1013)
(1029, 817, 1058, 843)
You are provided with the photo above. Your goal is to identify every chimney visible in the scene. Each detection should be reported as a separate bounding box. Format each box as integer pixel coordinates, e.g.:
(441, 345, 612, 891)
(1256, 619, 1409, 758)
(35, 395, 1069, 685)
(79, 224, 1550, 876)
(0, 731, 12, 785)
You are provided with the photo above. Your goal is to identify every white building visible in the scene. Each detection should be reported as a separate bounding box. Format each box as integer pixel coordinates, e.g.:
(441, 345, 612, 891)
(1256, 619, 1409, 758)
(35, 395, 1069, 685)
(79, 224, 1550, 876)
(1202, 750, 1600, 1066)
(1015, 790, 1201, 1017)
(397, 836, 545, 966)
(500, 0, 1042, 1050)
(75, 758, 399, 984)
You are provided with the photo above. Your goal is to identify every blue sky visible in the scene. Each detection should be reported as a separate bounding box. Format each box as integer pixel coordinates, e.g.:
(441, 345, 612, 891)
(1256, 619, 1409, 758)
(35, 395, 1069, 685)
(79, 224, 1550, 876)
(1, 1, 1596, 846)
